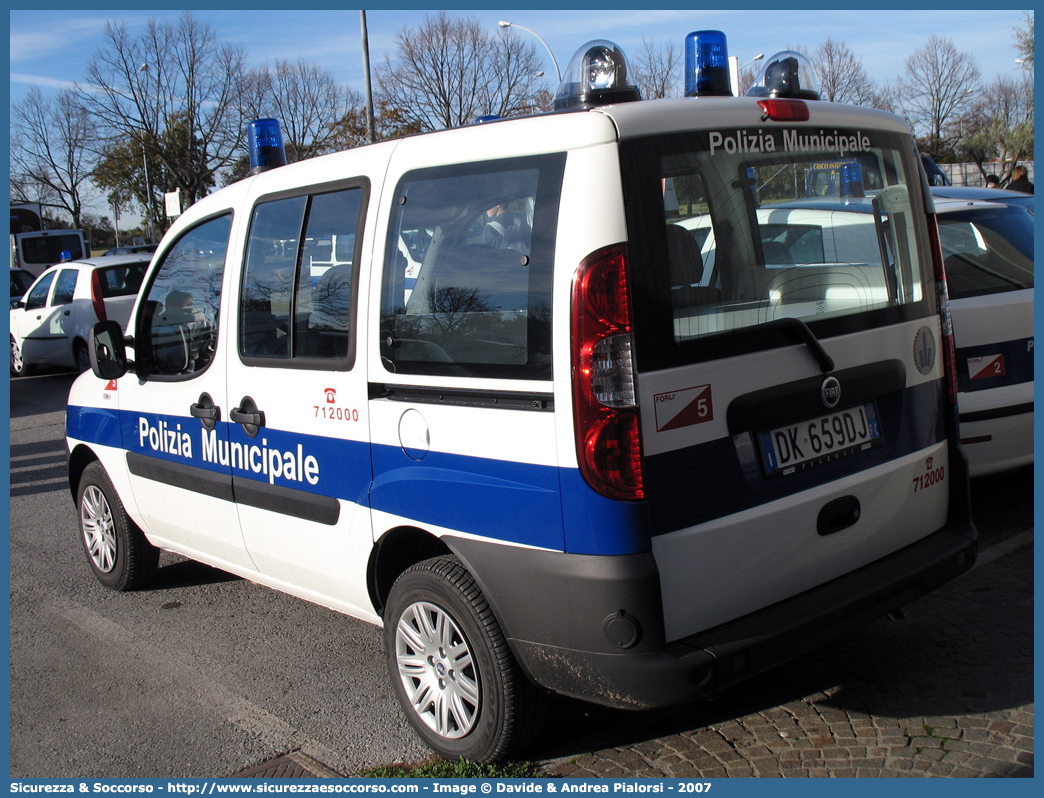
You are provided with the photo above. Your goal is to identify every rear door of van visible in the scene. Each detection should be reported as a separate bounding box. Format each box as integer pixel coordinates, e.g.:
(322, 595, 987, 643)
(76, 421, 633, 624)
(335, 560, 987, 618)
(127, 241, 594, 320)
(618, 107, 967, 643)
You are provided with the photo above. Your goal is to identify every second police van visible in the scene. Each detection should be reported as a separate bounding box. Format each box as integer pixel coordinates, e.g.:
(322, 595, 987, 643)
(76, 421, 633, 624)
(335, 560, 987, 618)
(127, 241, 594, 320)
(67, 35, 977, 762)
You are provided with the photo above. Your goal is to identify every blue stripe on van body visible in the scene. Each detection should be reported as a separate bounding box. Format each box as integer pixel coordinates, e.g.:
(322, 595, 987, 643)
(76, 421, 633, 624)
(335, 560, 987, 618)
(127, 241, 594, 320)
(369, 447, 652, 556)
(67, 404, 650, 555)
(70, 380, 943, 557)
(67, 404, 123, 450)
(643, 379, 947, 535)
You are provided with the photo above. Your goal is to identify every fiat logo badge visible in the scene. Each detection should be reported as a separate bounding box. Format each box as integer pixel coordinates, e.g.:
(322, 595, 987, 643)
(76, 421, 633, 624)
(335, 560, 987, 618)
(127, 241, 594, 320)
(821, 376, 841, 409)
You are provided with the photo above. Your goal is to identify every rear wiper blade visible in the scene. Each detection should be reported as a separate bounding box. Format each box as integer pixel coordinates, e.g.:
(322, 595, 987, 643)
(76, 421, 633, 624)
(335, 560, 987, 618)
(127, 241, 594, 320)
(733, 317, 835, 373)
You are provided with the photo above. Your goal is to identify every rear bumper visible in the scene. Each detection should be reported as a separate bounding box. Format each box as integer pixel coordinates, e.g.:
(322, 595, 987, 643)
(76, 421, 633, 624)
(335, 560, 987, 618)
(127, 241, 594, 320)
(450, 517, 976, 710)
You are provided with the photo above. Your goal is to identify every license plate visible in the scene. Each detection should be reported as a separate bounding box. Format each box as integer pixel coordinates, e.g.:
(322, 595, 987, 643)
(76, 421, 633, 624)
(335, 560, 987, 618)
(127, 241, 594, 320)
(759, 403, 881, 476)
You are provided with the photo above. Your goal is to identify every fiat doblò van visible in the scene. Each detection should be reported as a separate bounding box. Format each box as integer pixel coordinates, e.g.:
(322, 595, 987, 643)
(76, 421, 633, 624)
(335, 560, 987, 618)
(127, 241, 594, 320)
(68, 41, 976, 762)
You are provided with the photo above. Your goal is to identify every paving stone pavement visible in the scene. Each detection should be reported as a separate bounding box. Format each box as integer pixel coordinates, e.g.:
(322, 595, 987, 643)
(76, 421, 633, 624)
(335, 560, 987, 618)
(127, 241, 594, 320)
(539, 531, 1033, 778)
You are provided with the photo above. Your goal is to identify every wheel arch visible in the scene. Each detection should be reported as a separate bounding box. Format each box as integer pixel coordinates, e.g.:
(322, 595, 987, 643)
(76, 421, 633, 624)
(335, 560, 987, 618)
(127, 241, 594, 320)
(368, 526, 454, 618)
(67, 443, 100, 502)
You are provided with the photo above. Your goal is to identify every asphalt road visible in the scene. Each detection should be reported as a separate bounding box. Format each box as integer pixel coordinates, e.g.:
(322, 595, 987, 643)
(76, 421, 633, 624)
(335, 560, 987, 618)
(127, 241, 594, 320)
(8, 369, 1034, 778)
(10, 370, 429, 778)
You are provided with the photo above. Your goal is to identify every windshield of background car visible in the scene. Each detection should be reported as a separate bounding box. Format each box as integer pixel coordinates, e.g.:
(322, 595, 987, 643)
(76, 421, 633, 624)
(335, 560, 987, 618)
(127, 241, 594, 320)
(936, 206, 1034, 300)
(10, 269, 33, 297)
(621, 127, 932, 366)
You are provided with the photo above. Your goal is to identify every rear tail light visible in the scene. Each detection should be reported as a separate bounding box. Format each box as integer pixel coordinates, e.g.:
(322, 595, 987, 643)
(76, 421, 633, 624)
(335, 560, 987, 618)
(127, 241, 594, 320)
(571, 244, 644, 500)
(90, 270, 107, 322)
(926, 214, 958, 407)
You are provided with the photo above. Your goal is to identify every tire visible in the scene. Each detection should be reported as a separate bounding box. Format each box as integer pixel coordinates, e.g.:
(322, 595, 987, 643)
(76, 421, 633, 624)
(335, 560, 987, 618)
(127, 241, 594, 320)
(77, 461, 159, 591)
(384, 556, 545, 762)
(74, 341, 91, 374)
(10, 335, 32, 376)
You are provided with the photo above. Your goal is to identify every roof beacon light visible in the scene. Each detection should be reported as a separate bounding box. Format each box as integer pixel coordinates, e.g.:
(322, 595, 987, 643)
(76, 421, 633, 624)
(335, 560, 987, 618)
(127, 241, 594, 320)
(746, 51, 821, 101)
(685, 30, 731, 97)
(839, 161, 865, 198)
(248, 118, 287, 176)
(553, 40, 640, 111)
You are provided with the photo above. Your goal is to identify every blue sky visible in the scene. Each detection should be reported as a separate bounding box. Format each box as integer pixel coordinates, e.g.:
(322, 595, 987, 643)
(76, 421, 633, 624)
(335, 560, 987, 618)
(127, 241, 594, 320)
(10, 7, 1030, 107)
(8, 6, 1031, 223)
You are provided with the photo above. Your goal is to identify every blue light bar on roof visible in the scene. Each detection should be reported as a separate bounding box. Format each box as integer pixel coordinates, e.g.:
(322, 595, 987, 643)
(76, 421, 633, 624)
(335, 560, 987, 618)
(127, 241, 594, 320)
(685, 30, 731, 97)
(248, 118, 287, 176)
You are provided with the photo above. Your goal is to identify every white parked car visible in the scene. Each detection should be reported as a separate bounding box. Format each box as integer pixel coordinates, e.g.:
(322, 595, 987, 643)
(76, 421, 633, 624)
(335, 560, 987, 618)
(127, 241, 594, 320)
(10, 254, 150, 376)
(932, 193, 1034, 477)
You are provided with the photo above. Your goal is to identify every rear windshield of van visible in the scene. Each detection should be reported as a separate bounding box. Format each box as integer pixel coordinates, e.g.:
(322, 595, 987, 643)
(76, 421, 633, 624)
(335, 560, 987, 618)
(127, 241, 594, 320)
(621, 128, 932, 368)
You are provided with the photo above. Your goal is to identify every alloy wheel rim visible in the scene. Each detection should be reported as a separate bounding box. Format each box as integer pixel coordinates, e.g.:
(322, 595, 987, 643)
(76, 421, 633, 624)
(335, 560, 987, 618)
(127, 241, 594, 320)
(395, 600, 479, 739)
(81, 486, 117, 573)
(11, 339, 23, 372)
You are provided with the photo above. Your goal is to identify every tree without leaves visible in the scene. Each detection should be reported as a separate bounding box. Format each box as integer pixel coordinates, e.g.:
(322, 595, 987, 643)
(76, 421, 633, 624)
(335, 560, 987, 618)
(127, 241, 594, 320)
(10, 88, 98, 230)
(376, 12, 546, 132)
(632, 37, 680, 99)
(1014, 12, 1033, 67)
(242, 59, 362, 162)
(898, 35, 981, 160)
(810, 39, 880, 106)
(78, 12, 248, 233)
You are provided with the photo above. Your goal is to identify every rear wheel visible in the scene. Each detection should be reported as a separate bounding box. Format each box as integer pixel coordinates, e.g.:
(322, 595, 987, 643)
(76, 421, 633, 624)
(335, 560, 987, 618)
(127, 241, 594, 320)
(383, 556, 544, 762)
(74, 341, 91, 374)
(77, 461, 159, 591)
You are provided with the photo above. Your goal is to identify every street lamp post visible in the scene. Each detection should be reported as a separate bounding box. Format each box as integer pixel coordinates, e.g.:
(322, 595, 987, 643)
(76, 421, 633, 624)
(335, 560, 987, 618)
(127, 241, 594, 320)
(498, 21, 561, 84)
(729, 53, 764, 96)
(740, 53, 765, 71)
(360, 11, 377, 144)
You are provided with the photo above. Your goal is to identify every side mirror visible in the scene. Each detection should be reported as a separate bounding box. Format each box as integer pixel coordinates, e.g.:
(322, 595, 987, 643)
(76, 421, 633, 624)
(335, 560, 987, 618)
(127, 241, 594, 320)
(89, 320, 129, 380)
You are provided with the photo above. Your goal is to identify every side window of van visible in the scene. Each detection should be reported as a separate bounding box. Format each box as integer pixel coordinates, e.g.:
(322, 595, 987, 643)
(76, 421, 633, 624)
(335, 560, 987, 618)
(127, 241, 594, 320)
(137, 214, 232, 377)
(380, 154, 564, 380)
(240, 186, 364, 367)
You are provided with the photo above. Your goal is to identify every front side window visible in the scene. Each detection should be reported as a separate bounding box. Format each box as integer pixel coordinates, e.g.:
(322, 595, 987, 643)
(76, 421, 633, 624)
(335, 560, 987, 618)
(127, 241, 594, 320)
(240, 185, 364, 367)
(137, 214, 232, 377)
(380, 154, 564, 380)
(24, 272, 55, 311)
(624, 129, 931, 367)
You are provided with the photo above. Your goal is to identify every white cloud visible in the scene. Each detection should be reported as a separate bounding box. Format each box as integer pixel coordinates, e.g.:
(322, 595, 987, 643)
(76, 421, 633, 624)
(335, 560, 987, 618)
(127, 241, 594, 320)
(9, 73, 81, 92)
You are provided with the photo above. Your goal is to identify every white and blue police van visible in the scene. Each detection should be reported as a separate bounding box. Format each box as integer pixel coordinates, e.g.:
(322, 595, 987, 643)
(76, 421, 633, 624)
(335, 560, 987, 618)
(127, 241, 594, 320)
(67, 35, 977, 762)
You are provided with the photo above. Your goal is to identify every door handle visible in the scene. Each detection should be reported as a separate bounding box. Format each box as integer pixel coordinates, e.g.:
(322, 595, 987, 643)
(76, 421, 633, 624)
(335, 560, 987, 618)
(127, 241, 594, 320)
(189, 392, 221, 432)
(230, 396, 265, 438)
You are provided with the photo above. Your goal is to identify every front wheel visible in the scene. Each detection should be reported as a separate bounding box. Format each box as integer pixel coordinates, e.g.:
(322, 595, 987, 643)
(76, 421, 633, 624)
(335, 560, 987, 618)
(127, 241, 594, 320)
(383, 556, 544, 762)
(77, 461, 159, 591)
(11, 335, 32, 376)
